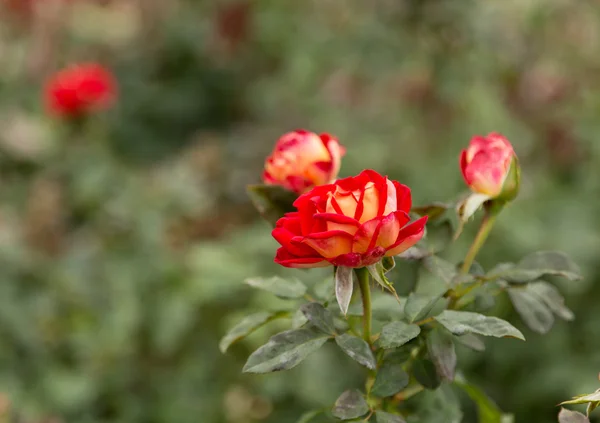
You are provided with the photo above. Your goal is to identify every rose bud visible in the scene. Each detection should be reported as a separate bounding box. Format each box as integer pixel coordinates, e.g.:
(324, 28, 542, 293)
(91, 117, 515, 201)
(272, 169, 427, 269)
(459, 133, 520, 200)
(44, 63, 117, 118)
(263, 130, 346, 194)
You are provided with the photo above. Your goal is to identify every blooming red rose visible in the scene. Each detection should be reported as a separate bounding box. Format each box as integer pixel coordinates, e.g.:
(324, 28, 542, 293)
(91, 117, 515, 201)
(459, 133, 517, 198)
(44, 63, 117, 118)
(263, 130, 345, 194)
(272, 170, 428, 269)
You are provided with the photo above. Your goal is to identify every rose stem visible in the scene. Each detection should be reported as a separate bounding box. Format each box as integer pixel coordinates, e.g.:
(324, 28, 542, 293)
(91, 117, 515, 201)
(460, 209, 498, 274)
(356, 267, 372, 346)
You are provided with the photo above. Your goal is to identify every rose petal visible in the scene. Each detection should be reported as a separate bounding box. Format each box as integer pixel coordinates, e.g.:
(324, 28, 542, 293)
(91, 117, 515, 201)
(392, 181, 412, 213)
(313, 213, 360, 235)
(385, 216, 428, 256)
(376, 211, 411, 249)
(297, 230, 354, 258)
(352, 217, 382, 254)
(274, 248, 329, 268)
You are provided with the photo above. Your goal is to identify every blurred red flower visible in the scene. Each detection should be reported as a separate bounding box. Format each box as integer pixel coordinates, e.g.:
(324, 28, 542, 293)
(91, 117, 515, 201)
(44, 63, 117, 118)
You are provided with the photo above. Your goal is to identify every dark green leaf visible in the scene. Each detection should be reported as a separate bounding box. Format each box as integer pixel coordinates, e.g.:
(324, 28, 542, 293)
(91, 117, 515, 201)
(243, 328, 330, 373)
(246, 184, 298, 226)
(413, 359, 441, 390)
(412, 203, 451, 220)
(331, 390, 369, 420)
(335, 266, 354, 315)
(245, 276, 307, 299)
(426, 328, 456, 381)
(376, 411, 406, 423)
(508, 288, 555, 334)
(404, 292, 444, 323)
(454, 333, 486, 352)
(335, 333, 376, 370)
(423, 256, 458, 284)
(371, 356, 409, 397)
(558, 408, 590, 423)
(529, 281, 575, 321)
(378, 321, 421, 349)
(219, 311, 289, 353)
(455, 377, 506, 423)
(434, 310, 525, 341)
(301, 303, 336, 335)
(487, 251, 582, 283)
(292, 308, 308, 329)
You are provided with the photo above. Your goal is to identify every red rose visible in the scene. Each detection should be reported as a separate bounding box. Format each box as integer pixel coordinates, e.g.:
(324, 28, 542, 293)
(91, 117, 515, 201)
(272, 170, 427, 268)
(460, 133, 517, 198)
(263, 130, 346, 194)
(44, 63, 117, 118)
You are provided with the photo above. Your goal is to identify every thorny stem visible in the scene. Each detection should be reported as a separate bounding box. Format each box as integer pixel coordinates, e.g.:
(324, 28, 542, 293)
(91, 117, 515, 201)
(356, 267, 372, 346)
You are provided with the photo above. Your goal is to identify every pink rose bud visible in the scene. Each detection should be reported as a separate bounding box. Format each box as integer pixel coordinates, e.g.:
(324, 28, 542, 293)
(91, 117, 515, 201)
(460, 133, 520, 200)
(263, 130, 346, 194)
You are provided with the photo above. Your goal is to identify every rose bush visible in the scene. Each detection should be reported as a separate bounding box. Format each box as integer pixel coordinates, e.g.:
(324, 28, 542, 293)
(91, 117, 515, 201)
(460, 133, 518, 198)
(272, 169, 428, 268)
(44, 63, 117, 118)
(263, 130, 345, 194)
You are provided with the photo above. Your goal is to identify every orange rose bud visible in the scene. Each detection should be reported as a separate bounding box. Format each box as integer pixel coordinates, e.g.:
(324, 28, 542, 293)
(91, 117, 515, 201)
(272, 170, 427, 269)
(263, 130, 346, 194)
(460, 133, 519, 200)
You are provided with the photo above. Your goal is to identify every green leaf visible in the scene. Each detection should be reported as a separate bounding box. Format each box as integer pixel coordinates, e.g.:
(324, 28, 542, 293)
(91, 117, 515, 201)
(412, 203, 451, 220)
(558, 408, 590, 423)
(588, 401, 600, 417)
(378, 321, 421, 349)
(560, 389, 600, 406)
(487, 251, 582, 283)
(371, 355, 410, 397)
(529, 281, 575, 321)
(423, 256, 458, 284)
(426, 328, 456, 381)
(508, 288, 555, 334)
(292, 308, 309, 329)
(455, 377, 508, 423)
(372, 294, 406, 321)
(404, 292, 444, 323)
(335, 333, 376, 370)
(246, 184, 298, 226)
(243, 328, 330, 373)
(301, 303, 336, 335)
(434, 310, 525, 341)
(367, 262, 401, 301)
(454, 333, 486, 352)
(219, 311, 289, 353)
(376, 411, 406, 423)
(382, 256, 396, 273)
(331, 390, 369, 420)
(413, 359, 441, 390)
(245, 276, 307, 299)
(335, 266, 354, 315)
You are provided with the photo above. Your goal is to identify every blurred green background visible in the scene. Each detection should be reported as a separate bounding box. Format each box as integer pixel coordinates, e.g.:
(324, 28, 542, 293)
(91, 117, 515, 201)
(0, 0, 599, 422)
